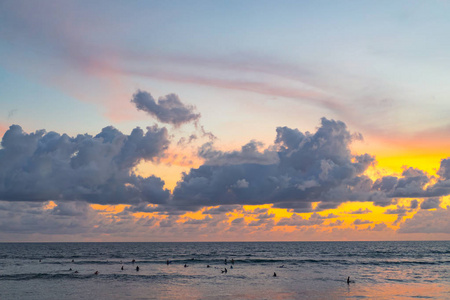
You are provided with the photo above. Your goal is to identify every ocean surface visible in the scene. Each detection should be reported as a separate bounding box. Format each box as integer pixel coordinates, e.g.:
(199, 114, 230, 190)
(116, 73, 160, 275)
(0, 241, 449, 299)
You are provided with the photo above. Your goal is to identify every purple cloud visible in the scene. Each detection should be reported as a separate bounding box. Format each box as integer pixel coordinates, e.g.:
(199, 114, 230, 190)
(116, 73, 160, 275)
(131, 90, 200, 126)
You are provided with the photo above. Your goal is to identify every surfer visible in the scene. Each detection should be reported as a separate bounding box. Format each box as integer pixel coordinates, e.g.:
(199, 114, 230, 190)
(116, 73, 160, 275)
(94, 271, 99, 275)
(347, 276, 350, 284)
(222, 268, 227, 273)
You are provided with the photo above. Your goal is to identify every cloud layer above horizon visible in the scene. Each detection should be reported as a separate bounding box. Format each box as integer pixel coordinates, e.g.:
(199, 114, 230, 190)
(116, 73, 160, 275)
(1, 90, 450, 240)
(2, 91, 450, 211)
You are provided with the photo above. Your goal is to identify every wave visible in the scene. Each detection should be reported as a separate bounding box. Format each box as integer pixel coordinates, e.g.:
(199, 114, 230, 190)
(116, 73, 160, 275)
(27, 258, 450, 267)
(0, 272, 231, 282)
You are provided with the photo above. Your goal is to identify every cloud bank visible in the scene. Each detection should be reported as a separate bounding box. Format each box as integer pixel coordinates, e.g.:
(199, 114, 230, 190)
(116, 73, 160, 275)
(169, 118, 377, 212)
(0, 124, 170, 205)
(2, 105, 450, 240)
(3, 115, 450, 217)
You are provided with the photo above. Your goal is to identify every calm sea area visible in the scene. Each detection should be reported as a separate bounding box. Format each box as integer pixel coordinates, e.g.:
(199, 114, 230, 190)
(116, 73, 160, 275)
(0, 241, 449, 299)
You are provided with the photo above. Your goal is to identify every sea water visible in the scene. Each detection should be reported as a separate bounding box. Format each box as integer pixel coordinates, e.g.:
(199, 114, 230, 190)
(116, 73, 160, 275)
(0, 241, 449, 299)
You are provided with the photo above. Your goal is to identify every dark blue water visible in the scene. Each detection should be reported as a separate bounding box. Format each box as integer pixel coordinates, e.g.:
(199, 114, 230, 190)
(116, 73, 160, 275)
(0, 241, 449, 299)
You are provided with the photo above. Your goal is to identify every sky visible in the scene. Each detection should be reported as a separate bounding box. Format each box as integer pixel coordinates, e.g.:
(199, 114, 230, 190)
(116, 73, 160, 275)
(1, 0, 450, 242)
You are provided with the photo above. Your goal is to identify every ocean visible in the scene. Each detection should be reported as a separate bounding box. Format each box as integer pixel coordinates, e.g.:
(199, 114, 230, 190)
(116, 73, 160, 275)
(0, 241, 449, 299)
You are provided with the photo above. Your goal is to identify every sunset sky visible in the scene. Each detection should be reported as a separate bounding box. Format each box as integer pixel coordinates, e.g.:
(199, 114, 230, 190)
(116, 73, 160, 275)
(1, 0, 450, 241)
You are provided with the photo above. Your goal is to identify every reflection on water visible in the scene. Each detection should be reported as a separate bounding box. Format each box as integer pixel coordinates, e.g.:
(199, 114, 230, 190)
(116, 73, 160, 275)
(345, 282, 450, 300)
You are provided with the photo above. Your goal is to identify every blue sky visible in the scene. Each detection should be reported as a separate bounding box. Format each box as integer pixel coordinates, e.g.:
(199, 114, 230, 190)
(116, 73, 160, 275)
(2, 1, 450, 137)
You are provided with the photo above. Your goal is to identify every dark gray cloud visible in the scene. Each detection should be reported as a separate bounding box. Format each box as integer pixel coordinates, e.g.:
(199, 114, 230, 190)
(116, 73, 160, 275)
(328, 219, 344, 226)
(324, 213, 339, 218)
(370, 223, 388, 231)
(245, 207, 269, 215)
(200, 126, 216, 141)
(177, 134, 198, 147)
(384, 206, 408, 215)
(372, 176, 398, 193)
(437, 158, 450, 180)
(0, 124, 170, 205)
(372, 158, 450, 201)
(248, 216, 275, 227)
(373, 168, 430, 199)
(183, 216, 213, 225)
(388, 168, 430, 198)
(420, 197, 441, 210)
(353, 219, 372, 225)
(347, 208, 372, 214)
(410, 199, 419, 209)
(421, 159, 450, 197)
(131, 90, 200, 126)
(51, 201, 90, 216)
(203, 205, 240, 215)
(398, 206, 450, 234)
(170, 118, 378, 212)
(276, 213, 324, 226)
(198, 140, 278, 166)
(0, 200, 96, 236)
(384, 205, 409, 225)
(231, 217, 245, 225)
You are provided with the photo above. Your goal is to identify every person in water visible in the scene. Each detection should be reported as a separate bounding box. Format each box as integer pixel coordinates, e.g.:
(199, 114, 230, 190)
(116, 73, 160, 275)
(94, 271, 99, 275)
(121, 266, 124, 270)
(273, 272, 277, 277)
(132, 259, 136, 264)
(347, 276, 350, 284)
(136, 266, 140, 271)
